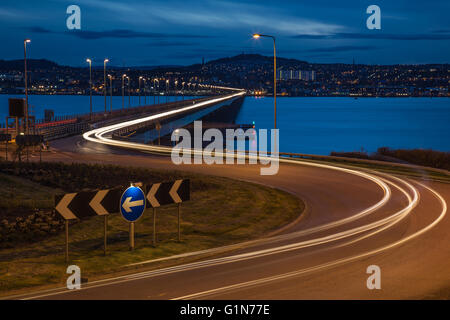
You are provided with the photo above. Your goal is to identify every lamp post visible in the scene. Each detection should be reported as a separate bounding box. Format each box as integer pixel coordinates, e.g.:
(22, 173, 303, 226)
(143, 78, 147, 105)
(253, 33, 277, 130)
(122, 74, 127, 110)
(127, 76, 131, 108)
(86, 58, 92, 119)
(103, 59, 109, 113)
(24, 39, 31, 134)
(108, 74, 113, 113)
(139, 76, 143, 105)
(182, 81, 185, 100)
(174, 80, 178, 101)
(153, 78, 159, 105)
(165, 79, 169, 103)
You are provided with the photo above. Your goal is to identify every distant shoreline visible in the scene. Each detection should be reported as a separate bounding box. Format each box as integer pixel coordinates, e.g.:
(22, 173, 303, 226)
(1, 93, 448, 98)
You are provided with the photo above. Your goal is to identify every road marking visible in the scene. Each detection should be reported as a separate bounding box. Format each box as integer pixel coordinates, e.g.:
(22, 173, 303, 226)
(13, 95, 444, 300)
(173, 181, 446, 300)
(14, 172, 427, 301)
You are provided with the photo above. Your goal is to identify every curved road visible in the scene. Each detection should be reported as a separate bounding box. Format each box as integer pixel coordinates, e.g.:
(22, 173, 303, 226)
(16, 96, 450, 300)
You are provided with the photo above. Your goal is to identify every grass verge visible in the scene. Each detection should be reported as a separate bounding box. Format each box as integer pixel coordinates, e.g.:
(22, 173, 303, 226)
(0, 162, 303, 295)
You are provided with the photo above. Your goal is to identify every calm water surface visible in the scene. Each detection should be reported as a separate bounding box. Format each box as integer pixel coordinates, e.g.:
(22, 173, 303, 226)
(1, 94, 448, 155)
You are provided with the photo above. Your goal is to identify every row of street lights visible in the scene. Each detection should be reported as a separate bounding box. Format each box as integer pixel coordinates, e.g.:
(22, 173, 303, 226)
(22, 34, 277, 130)
(83, 62, 209, 118)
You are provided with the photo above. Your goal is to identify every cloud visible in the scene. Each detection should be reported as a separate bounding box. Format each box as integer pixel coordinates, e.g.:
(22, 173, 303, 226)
(71, 0, 346, 36)
(146, 41, 199, 47)
(431, 29, 450, 34)
(27, 26, 53, 34)
(305, 45, 378, 53)
(292, 32, 450, 40)
(26, 26, 213, 40)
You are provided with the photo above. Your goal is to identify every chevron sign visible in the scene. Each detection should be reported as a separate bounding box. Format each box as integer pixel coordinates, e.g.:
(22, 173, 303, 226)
(55, 180, 190, 219)
(146, 179, 190, 208)
(55, 188, 123, 220)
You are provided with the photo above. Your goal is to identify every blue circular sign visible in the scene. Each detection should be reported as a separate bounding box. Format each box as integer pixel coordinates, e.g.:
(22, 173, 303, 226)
(120, 186, 146, 222)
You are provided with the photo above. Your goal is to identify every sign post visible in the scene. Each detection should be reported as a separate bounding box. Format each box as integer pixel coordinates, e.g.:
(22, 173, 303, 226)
(120, 185, 146, 251)
(146, 179, 189, 244)
(153, 208, 156, 246)
(65, 220, 69, 262)
(129, 222, 135, 250)
(55, 188, 123, 259)
(178, 203, 181, 242)
(104, 215, 108, 255)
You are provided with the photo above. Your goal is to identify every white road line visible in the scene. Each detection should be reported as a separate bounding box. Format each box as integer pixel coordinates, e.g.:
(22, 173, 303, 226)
(173, 181, 446, 300)
(13, 95, 447, 300)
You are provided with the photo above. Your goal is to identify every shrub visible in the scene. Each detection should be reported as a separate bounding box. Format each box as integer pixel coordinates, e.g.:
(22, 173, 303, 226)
(377, 147, 450, 170)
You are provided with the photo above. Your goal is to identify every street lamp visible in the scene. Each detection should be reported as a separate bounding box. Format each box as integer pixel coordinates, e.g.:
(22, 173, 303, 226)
(143, 78, 147, 105)
(253, 33, 277, 129)
(86, 58, 92, 119)
(127, 76, 131, 108)
(24, 39, 31, 133)
(122, 74, 127, 110)
(182, 81, 185, 100)
(139, 76, 143, 105)
(174, 80, 178, 101)
(103, 59, 109, 112)
(166, 79, 169, 103)
(108, 74, 113, 113)
(153, 78, 159, 105)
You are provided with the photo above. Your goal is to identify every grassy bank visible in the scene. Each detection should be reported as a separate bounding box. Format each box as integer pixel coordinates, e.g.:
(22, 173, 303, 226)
(331, 147, 450, 171)
(295, 156, 450, 183)
(0, 162, 303, 295)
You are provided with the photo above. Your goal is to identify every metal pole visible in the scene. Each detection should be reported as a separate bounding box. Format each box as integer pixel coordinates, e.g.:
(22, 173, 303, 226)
(128, 78, 131, 108)
(88, 60, 92, 120)
(24, 41, 29, 134)
(109, 76, 113, 113)
(153, 208, 156, 246)
(104, 215, 107, 255)
(103, 60, 107, 113)
(139, 77, 141, 106)
(129, 222, 134, 250)
(178, 203, 181, 242)
(122, 76, 125, 110)
(5, 119, 7, 160)
(273, 37, 277, 130)
(65, 220, 69, 262)
(144, 80, 147, 105)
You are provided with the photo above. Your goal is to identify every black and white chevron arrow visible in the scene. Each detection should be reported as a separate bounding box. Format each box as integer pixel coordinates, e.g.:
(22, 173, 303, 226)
(55, 188, 123, 220)
(146, 179, 190, 208)
(55, 180, 190, 219)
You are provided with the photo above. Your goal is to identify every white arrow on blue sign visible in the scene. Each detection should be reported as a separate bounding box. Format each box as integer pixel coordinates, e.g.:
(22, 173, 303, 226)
(120, 186, 146, 222)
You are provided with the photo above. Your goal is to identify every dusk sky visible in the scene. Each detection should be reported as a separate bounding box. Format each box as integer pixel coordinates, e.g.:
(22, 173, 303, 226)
(1, 0, 450, 66)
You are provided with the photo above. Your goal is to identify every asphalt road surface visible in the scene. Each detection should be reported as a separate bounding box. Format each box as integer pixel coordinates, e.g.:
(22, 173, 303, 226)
(10, 131, 448, 300)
